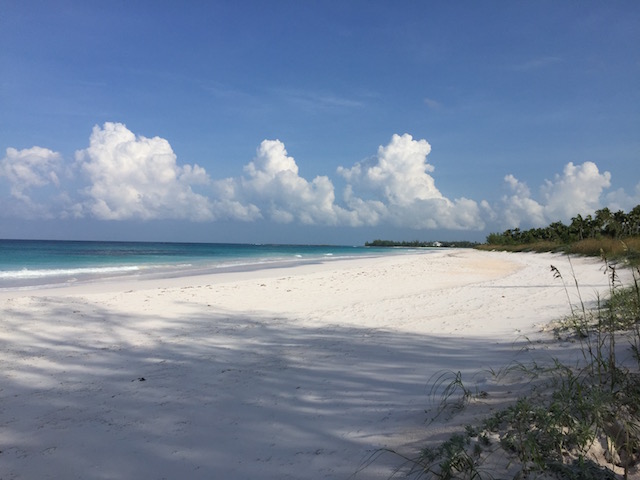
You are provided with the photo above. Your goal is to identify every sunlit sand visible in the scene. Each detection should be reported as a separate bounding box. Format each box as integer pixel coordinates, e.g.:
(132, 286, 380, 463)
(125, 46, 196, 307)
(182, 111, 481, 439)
(0, 249, 619, 479)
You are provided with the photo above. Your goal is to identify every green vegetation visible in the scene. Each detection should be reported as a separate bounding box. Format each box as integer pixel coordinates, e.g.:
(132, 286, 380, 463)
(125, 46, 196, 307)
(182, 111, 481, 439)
(365, 239, 480, 248)
(481, 206, 640, 266)
(485, 206, 640, 245)
(478, 237, 640, 267)
(385, 254, 640, 479)
(362, 207, 640, 478)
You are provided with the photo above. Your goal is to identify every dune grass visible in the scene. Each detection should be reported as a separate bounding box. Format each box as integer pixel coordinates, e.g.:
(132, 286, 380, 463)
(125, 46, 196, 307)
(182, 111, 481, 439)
(477, 236, 640, 268)
(384, 255, 640, 479)
(476, 240, 563, 254)
(567, 238, 640, 266)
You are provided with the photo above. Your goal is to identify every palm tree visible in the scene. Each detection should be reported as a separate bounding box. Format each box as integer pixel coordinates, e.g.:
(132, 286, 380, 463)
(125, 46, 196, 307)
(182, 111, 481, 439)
(628, 205, 640, 236)
(569, 214, 586, 241)
(594, 208, 613, 237)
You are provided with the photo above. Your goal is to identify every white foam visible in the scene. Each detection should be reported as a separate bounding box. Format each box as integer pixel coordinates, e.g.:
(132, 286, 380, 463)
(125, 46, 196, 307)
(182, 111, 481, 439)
(0, 265, 141, 280)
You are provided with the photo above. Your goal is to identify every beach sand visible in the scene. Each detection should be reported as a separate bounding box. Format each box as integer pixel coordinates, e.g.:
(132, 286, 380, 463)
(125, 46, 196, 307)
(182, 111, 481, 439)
(0, 249, 626, 479)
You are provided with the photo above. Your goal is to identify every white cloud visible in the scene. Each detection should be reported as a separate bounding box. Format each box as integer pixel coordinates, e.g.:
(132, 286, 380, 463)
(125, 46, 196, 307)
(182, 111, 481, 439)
(214, 139, 347, 225)
(500, 174, 546, 228)
(0, 146, 68, 218)
(605, 182, 640, 212)
(340, 185, 387, 227)
(4, 124, 636, 236)
(338, 134, 486, 229)
(214, 134, 487, 230)
(209, 178, 262, 222)
(339, 134, 437, 204)
(0, 146, 62, 199)
(541, 161, 611, 220)
(75, 122, 214, 221)
(500, 161, 612, 228)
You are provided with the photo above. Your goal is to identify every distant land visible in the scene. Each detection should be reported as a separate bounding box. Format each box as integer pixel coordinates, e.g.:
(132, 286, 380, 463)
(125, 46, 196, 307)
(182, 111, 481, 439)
(365, 239, 479, 248)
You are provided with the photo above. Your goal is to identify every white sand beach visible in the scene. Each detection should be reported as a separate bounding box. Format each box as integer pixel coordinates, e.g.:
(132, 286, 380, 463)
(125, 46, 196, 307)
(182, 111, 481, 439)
(0, 249, 626, 479)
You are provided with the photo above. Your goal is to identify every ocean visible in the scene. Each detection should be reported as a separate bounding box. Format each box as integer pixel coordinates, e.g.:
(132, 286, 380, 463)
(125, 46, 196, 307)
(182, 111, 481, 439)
(0, 239, 422, 290)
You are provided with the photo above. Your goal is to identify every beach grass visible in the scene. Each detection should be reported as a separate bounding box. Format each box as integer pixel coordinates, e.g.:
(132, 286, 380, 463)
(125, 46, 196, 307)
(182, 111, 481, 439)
(477, 236, 640, 268)
(476, 240, 563, 254)
(396, 255, 640, 479)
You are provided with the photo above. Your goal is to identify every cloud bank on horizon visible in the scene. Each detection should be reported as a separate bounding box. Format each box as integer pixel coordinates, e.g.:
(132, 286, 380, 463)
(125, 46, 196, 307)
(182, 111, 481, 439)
(1, 122, 638, 234)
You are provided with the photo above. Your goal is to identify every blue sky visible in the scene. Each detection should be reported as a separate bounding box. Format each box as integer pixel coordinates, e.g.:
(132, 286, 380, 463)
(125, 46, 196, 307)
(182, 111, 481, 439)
(1, 1, 639, 244)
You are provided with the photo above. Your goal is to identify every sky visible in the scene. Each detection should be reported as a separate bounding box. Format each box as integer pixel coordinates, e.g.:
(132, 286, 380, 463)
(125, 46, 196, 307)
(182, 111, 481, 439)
(1, 1, 639, 245)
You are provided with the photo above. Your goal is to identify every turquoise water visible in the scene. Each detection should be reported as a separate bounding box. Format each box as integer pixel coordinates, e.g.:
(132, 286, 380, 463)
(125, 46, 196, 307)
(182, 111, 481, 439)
(0, 239, 421, 290)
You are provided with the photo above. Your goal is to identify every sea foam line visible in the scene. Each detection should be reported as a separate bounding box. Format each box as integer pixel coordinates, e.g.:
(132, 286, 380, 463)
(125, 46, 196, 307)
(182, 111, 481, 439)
(0, 265, 142, 280)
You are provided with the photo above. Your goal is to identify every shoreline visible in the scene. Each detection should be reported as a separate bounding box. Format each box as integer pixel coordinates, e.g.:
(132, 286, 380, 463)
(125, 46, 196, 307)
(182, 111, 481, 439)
(0, 249, 622, 479)
(0, 244, 428, 294)
(0, 248, 435, 298)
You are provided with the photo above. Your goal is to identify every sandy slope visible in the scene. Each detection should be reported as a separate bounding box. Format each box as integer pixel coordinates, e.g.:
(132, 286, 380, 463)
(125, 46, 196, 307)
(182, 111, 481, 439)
(0, 249, 624, 479)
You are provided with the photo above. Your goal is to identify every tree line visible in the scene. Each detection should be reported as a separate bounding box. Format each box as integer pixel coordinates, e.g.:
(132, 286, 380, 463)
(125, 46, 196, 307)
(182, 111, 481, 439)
(365, 239, 479, 248)
(486, 205, 640, 245)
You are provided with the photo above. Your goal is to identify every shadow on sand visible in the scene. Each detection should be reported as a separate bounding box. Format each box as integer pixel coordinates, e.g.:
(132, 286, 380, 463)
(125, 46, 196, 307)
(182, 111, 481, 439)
(0, 295, 574, 480)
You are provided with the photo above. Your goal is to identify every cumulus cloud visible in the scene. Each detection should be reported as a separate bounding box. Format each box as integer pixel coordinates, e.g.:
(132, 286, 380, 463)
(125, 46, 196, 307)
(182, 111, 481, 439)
(541, 162, 611, 220)
(211, 134, 487, 230)
(606, 182, 640, 212)
(3, 123, 637, 235)
(0, 146, 68, 218)
(75, 122, 214, 221)
(339, 134, 437, 204)
(214, 139, 348, 225)
(337, 134, 486, 229)
(0, 146, 62, 200)
(500, 161, 612, 228)
(500, 174, 547, 228)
